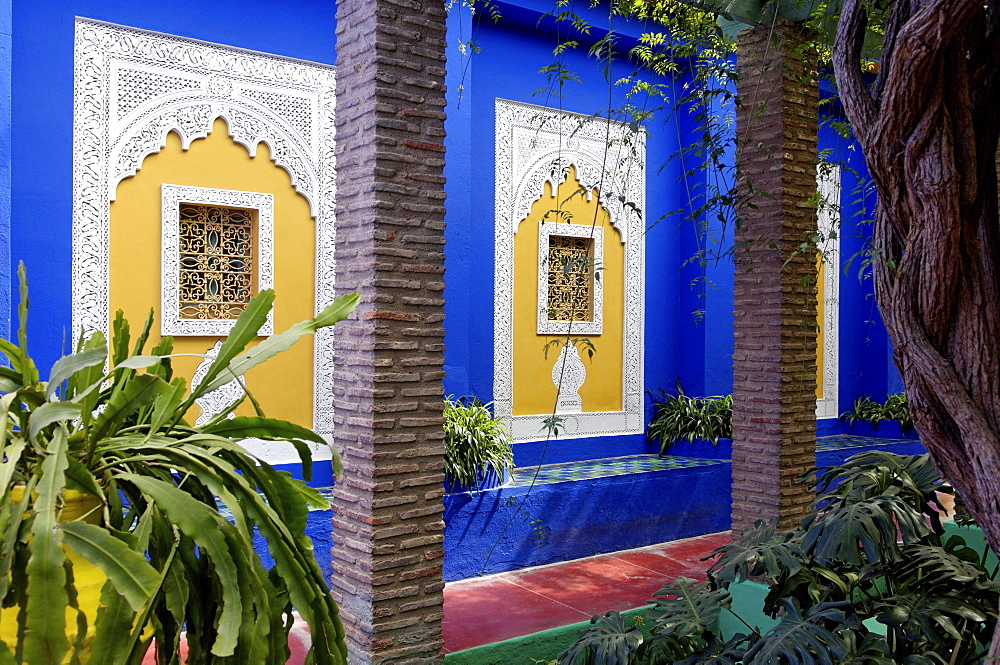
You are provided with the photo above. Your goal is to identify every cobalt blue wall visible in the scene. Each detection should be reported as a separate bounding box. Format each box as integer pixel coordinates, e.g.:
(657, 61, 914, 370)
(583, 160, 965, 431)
(442, 1, 719, 463)
(442, 4, 904, 462)
(10, 0, 336, 378)
(0, 0, 9, 344)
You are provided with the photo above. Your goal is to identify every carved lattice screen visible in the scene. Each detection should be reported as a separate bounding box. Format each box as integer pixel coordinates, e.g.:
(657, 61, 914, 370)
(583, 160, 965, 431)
(547, 235, 594, 322)
(178, 203, 256, 320)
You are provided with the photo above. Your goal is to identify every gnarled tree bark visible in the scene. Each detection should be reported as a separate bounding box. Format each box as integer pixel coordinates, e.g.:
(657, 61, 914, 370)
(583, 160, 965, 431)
(833, 0, 1000, 655)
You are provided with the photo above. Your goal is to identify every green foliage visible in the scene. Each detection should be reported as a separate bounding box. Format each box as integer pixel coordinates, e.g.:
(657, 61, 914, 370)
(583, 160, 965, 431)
(840, 393, 914, 434)
(556, 451, 998, 664)
(443, 396, 514, 492)
(646, 381, 732, 454)
(0, 262, 358, 664)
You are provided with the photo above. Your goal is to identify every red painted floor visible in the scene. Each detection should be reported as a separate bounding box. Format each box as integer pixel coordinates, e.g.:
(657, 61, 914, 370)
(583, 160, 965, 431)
(441, 532, 732, 653)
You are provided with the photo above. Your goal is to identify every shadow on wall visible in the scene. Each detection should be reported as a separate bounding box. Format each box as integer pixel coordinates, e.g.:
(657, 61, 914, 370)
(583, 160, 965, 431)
(442, 462, 732, 581)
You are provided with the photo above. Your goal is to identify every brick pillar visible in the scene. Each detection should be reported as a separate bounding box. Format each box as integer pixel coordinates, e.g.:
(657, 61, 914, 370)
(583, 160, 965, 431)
(331, 1, 448, 663)
(731, 21, 819, 535)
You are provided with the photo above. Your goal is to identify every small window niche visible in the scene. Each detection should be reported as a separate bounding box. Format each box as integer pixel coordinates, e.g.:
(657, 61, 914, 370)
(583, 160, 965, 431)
(537, 222, 603, 335)
(161, 184, 274, 336)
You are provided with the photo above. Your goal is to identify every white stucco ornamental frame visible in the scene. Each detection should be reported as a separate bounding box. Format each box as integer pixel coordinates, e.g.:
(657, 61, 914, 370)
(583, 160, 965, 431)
(495, 98, 645, 441)
(161, 185, 274, 336)
(72, 19, 338, 459)
(816, 166, 841, 419)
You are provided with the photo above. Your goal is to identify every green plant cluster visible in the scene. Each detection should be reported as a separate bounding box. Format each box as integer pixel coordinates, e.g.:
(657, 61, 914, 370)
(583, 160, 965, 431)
(840, 394, 914, 434)
(556, 451, 998, 664)
(646, 382, 732, 455)
(443, 396, 514, 492)
(0, 264, 357, 664)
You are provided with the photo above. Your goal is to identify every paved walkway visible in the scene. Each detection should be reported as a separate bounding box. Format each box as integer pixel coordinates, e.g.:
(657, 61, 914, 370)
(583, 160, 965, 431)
(441, 532, 731, 653)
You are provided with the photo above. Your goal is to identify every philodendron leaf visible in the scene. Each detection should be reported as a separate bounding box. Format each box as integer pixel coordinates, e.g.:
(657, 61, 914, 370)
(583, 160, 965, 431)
(120, 474, 242, 657)
(28, 402, 83, 441)
(647, 576, 731, 638)
(59, 522, 159, 611)
(46, 347, 108, 400)
(197, 293, 359, 395)
(557, 611, 642, 665)
(23, 430, 70, 665)
(743, 599, 849, 665)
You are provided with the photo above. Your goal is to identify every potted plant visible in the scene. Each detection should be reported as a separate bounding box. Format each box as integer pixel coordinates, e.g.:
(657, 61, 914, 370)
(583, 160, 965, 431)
(443, 396, 514, 493)
(646, 381, 732, 457)
(0, 263, 358, 664)
(840, 393, 917, 438)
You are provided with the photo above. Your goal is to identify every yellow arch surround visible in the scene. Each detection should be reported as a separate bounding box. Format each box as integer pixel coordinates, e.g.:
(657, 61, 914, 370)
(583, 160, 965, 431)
(512, 167, 624, 416)
(110, 118, 316, 425)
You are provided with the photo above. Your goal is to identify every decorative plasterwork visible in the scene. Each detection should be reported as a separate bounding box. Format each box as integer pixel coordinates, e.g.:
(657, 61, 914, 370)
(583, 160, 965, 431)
(538, 223, 604, 335)
(495, 98, 645, 441)
(816, 166, 841, 419)
(191, 341, 241, 426)
(72, 19, 338, 437)
(551, 343, 586, 414)
(161, 185, 274, 336)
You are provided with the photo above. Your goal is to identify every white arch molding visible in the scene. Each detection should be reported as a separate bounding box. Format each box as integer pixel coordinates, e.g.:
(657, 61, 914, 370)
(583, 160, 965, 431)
(816, 166, 841, 419)
(494, 98, 646, 441)
(72, 19, 338, 455)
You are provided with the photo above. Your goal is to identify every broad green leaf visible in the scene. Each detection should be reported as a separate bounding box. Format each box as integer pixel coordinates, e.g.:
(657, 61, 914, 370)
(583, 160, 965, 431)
(185, 290, 277, 403)
(647, 577, 731, 638)
(60, 522, 160, 611)
(743, 599, 849, 665)
(557, 612, 642, 665)
(114, 355, 171, 370)
(16, 263, 38, 386)
(28, 402, 82, 440)
(0, 639, 14, 665)
(87, 580, 138, 665)
(0, 338, 24, 380)
(89, 373, 166, 443)
(148, 377, 187, 434)
(46, 347, 108, 400)
(202, 416, 325, 444)
(119, 474, 242, 657)
(111, 310, 130, 367)
(67, 333, 107, 424)
(64, 456, 103, 497)
(23, 430, 70, 665)
(197, 293, 358, 395)
(130, 309, 154, 356)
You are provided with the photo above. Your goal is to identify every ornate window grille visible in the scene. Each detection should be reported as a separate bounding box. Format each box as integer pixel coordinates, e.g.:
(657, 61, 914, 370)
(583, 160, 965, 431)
(161, 185, 274, 336)
(537, 222, 603, 335)
(547, 235, 594, 322)
(178, 203, 255, 321)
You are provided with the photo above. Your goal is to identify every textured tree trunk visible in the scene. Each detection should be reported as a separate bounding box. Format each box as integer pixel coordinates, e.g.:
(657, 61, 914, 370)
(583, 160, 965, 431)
(833, 0, 1000, 655)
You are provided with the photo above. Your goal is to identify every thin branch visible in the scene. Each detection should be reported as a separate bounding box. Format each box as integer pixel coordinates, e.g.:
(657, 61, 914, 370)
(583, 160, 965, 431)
(832, 0, 878, 135)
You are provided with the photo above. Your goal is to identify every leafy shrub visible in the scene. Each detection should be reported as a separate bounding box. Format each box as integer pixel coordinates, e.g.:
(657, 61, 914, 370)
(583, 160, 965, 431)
(840, 393, 914, 434)
(443, 396, 514, 492)
(0, 264, 356, 664)
(646, 381, 732, 455)
(556, 451, 997, 664)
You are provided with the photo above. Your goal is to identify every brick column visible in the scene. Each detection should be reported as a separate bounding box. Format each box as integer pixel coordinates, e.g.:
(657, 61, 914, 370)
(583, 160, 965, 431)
(731, 21, 819, 535)
(331, 1, 448, 663)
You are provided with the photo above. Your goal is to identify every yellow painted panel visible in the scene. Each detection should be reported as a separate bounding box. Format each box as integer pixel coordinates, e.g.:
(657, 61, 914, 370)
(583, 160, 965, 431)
(110, 118, 316, 426)
(512, 166, 624, 416)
